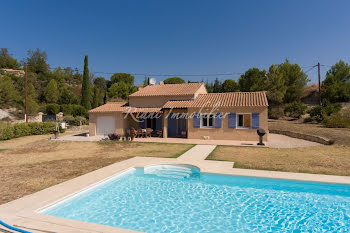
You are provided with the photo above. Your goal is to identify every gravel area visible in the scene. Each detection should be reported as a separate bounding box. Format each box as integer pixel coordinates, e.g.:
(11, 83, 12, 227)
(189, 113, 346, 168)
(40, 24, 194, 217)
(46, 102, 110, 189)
(268, 133, 321, 148)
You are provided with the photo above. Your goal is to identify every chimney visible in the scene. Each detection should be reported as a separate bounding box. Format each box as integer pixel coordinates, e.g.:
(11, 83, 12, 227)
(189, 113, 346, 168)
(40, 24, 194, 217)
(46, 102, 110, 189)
(159, 81, 164, 85)
(138, 84, 144, 90)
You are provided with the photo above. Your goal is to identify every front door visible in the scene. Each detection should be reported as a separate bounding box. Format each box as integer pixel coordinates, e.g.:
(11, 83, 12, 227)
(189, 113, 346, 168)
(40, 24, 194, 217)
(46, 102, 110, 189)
(168, 114, 187, 138)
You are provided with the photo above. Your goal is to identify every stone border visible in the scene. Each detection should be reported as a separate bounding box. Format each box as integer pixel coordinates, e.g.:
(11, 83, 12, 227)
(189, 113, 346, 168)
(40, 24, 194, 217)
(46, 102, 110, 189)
(269, 129, 334, 145)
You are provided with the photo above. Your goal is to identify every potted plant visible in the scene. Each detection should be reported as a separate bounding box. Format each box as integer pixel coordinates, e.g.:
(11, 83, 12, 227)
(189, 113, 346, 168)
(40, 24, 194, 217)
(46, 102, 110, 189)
(108, 133, 120, 141)
(125, 128, 131, 141)
(53, 130, 60, 139)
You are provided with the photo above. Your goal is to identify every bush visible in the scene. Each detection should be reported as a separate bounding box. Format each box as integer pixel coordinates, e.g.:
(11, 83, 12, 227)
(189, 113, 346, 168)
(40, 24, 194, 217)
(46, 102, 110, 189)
(13, 123, 31, 137)
(308, 106, 323, 122)
(27, 122, 56, 135)
(108, 133, 120, 140)
(0, 122, 57, 140)
(0, 124, 14, 140)
(74, 116, 88, 126)
(63, 115, 88, 126)
(322, 112, 350, 128)
(63, 115, 75, 126)
(268, 106, 284, 119)
(307, 101, 342, 122)
(284, 101, 307, 118)
(61, 104, 88, 117)
(322, 100, 342, 116)
(303, 117, 313, 123)
(45, 104, 60, 115)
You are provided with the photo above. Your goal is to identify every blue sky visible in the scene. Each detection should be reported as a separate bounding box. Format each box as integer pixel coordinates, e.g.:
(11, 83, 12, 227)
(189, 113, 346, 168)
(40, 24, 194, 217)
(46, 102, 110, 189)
(2, 0, 350, 84)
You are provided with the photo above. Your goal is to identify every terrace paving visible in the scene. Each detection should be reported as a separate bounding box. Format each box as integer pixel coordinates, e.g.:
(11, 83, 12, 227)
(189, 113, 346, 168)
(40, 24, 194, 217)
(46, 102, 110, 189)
(54, 133, 321, 148)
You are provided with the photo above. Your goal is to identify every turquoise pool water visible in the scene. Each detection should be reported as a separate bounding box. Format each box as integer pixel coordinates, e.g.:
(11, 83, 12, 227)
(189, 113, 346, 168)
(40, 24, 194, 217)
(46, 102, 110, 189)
(42, 167, 350, 233)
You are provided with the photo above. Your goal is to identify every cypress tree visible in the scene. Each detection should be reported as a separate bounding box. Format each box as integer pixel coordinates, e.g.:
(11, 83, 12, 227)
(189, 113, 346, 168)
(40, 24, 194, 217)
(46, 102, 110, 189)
(104, 90, 107, 104)
(81, 55, 91, 109)
(92, 86, 99, 108)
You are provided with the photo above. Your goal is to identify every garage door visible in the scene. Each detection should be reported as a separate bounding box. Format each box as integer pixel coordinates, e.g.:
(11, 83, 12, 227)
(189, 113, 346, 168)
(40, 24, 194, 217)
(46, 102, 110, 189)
(96, 116, 115, 135)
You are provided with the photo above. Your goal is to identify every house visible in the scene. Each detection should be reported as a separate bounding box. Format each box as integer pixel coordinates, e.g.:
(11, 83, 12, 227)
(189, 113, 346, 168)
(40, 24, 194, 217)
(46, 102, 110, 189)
(89, 82, 268, 141)
(0, 68, 25, 77)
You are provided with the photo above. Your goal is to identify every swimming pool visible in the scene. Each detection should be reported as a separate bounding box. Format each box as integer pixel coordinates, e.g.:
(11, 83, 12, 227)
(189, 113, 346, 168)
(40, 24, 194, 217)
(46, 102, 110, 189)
(41, 166, 350, 233)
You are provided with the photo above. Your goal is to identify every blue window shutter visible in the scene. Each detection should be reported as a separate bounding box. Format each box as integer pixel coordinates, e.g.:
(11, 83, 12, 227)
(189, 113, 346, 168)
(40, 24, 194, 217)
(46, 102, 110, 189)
(252, 113, 260, 129)
(139, 119, 145, 129)
(228, 113, 236, 128)
(156, 117, 162, 130)
(193, 113, 200, 128)
(214, 113, 222, 128)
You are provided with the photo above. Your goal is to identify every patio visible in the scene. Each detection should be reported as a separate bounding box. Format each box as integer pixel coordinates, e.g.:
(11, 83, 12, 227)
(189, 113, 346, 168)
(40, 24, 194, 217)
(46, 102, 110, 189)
(53, 132, 321, 148)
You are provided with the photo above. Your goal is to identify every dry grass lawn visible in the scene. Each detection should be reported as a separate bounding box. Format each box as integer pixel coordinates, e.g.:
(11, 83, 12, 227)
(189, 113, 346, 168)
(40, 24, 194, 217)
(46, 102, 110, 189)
(0, 134, 193, 205)
(208, 119, 350, 176)
(208, 145, 350, 176)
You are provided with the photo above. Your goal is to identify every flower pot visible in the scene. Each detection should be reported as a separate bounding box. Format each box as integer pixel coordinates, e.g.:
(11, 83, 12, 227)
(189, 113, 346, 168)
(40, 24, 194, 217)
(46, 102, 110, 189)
(54, 131, 59, 139)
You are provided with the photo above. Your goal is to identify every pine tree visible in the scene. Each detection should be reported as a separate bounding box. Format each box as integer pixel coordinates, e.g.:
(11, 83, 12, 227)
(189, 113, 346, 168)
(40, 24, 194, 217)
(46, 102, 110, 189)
(44, 79, 59, 103)
(81, 55, 91, 109)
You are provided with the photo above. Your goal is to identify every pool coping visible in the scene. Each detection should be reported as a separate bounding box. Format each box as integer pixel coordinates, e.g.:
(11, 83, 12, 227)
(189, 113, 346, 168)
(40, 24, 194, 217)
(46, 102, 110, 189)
(1, 156, 350, 233)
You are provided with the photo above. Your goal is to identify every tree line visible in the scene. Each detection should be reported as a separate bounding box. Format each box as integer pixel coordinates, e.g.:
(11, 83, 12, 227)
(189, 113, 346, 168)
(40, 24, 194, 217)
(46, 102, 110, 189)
(0, 48, 140, 119)
(1, 48, 349, 120)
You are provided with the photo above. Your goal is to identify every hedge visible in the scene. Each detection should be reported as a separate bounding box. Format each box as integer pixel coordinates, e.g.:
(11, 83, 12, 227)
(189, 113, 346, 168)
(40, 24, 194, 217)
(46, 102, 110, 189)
(0, 122, 63, 141)
(63, 115, 89, 126)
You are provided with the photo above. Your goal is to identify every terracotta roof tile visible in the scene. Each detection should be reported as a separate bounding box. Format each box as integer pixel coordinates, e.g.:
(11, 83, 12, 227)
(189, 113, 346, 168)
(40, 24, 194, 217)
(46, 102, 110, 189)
(123, 107, 162, 113)
(163, 92, 268, 108)
(89, 102, 163, 113)
(129, 83, 204, 97)
(88, 102, 127, 113)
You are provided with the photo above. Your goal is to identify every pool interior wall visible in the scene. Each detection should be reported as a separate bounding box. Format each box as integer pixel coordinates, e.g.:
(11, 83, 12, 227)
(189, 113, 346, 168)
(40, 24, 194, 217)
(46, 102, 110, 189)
(41, 166, 350, 233)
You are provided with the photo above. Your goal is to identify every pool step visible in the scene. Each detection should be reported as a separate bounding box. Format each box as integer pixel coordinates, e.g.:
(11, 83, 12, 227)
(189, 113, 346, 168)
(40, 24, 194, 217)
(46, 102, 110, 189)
(144, 164, 200, 179)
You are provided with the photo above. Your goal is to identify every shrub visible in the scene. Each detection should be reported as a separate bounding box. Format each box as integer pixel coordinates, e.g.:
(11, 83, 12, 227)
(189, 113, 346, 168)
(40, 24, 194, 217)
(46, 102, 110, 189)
(322, 100, 342, 116)
(45, 104, 60, 115)
(63, 115, 88, 126)
(61, 104, 87, 117)
(27, 122, 56, 135)
(307, 101, 343, 122)
(13, 123, 31, 137)
(308, 106, 323, 122)
(284, 101, 307, 118)
(322, 112, 350, 128)
(63, 115, 75, 126)
(303, 117, 313, 123)
(268, 105, 284, 119)
(74, 116, 88, 126)
(71, 105, 88, 117)
(0, 124, 14, 140)
(0, 122, 57, 140)
(108, 133, 120, 140)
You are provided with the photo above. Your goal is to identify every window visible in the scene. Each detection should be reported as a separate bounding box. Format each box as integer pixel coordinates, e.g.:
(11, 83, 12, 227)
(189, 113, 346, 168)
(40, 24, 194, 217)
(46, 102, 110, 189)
(237, 114, 251, 128)
(201, 114, 214, 128)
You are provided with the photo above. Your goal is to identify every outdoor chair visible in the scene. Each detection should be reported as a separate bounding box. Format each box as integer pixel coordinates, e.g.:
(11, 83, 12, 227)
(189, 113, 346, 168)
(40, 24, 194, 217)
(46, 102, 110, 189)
(137, 128, 144, 138)
(145, 128, 153, 137)
(157, 130, 163, 137)
(131, 128, 137, 138)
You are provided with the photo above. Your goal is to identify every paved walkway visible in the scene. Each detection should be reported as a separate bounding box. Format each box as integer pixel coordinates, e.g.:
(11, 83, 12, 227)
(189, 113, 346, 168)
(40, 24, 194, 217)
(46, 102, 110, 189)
(177, 145, 216, 162)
